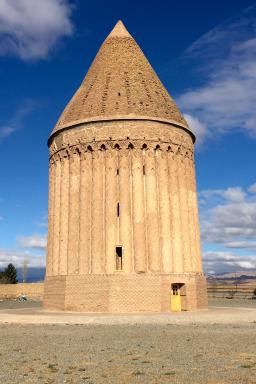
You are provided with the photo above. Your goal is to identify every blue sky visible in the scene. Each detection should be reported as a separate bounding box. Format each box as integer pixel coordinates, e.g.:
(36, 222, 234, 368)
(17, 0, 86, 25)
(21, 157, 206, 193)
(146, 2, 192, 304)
(0, 0, 256, 275)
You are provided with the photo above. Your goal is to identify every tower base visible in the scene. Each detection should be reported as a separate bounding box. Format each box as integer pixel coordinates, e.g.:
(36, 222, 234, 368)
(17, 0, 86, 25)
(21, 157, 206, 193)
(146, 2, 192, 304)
(43, 273, 208, 312)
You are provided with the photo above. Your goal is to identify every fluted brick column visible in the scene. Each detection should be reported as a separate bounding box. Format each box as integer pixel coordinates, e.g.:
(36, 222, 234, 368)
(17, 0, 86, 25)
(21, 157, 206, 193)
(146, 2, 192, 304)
(46, 159, 55, 276)
(184, 155, 196, 272)
(105, 149, 117, 273)
(79, 150, 92, 274)
(68, 150, 80, 274)
(156, 149, 172, 272)
(52, 156, 61, 276)
(179, 155, 192, 272)
(190, 159, 203, 272)
(132, 148, 146, 272)
(91, 150, 105, 273)
(168, 152, 183, 273)
(119, 148, 133, 272)
(145, 148, 160, 272)
(59, 153, 69, 275)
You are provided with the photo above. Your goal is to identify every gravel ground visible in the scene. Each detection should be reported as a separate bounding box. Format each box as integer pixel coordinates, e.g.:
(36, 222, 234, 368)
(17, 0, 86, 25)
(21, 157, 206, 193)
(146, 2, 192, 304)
(0, 298, 255, 310)
(208, 298, 256, 308)
(0, 299, 255, 383)
(0, 300, 42, 310)
(0, 323, 255, 384)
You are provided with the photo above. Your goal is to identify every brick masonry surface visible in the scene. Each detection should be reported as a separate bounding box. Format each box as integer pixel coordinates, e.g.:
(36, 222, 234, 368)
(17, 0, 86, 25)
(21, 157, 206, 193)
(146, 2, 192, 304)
(0, 277, 208, 311)
(0, 283, 44, 300)
(44, 274, 208, 312)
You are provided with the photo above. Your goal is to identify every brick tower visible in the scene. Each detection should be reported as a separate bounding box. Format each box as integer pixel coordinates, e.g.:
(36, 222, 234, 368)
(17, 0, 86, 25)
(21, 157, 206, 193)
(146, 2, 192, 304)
(43, 21, 208, 311)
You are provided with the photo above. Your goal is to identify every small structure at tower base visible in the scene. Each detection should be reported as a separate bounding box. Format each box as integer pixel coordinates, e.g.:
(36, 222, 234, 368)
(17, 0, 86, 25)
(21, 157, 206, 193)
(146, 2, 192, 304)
(43, 21, 208, 312)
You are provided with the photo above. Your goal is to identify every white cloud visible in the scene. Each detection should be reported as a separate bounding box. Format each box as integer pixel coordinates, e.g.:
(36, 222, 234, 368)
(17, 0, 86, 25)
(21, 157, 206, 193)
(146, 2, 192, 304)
(203, 251, 256, 273)
(178, 6, 256, 144)
(0, 233, 47, 269)
(0, 127, 16, 141)
(34, 214, 48, 228)
(17, 234, 47, 250)
(0, 100, 37, 142)
(225, 241, 256, 249)
(200, 184, 256, 244)
(184, 114, 207, 146)
(0, 249, 45, 268)
(248, 182, 256, 193)
(200, 187, 246, 204)
(0, 0, 74, 60)
(199, 182, 256, 273)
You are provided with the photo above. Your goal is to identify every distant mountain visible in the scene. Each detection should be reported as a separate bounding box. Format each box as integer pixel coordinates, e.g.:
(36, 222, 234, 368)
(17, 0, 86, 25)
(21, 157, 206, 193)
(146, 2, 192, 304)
(17, 267, 45, 283)
(214, 271, 256, 279)
(206, 271, 256, 286)
(208, 271, 256, 279)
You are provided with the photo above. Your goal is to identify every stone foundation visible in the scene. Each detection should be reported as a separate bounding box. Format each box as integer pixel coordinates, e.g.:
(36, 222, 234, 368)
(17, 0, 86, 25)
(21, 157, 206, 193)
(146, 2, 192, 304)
(43, 273, 207, 312)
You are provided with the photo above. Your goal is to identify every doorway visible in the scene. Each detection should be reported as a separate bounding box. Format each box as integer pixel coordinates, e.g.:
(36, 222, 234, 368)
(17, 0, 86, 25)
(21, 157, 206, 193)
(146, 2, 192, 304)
(170, 284, 182, 311)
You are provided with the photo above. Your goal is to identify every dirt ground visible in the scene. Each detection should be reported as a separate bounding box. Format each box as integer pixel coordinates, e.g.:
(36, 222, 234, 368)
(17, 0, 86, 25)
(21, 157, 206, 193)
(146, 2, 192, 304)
(0, 299, 255, 384)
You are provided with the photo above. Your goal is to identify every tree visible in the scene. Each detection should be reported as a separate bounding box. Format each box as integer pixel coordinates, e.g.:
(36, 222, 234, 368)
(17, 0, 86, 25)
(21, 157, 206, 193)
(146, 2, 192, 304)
(3, 263, 18, 284)
(0, 273, 11, 284)
(0, 271, 6, 283)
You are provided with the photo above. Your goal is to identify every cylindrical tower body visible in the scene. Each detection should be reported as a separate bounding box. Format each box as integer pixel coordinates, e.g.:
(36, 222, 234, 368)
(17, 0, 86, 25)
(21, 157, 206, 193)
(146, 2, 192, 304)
(44, 21, 207, 312)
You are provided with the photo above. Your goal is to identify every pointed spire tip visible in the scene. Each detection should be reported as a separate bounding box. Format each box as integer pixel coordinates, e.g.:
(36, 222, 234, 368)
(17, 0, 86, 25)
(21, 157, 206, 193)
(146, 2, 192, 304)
(107, 20, 132, 39)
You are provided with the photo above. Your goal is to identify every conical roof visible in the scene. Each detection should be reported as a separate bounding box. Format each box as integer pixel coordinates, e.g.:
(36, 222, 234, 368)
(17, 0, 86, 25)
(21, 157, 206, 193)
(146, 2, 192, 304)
(51, 20, 189, 137)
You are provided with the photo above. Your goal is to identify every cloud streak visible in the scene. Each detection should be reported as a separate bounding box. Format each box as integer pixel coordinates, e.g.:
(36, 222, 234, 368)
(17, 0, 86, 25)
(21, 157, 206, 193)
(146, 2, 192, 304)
(0, 0, 74, 60)
(0, 100, 37, 142)
(200, 184, 256, 245)
(178, 6, 256, 145)
(203, 251, 256, 274)
(0, 249, 45, 268)
(17, 234, 47, 250)
(199, 182, 256, 273)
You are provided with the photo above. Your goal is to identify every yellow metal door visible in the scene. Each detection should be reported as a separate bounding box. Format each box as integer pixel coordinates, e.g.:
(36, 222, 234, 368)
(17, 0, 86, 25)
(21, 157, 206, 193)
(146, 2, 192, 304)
(171, 284, 181, 312)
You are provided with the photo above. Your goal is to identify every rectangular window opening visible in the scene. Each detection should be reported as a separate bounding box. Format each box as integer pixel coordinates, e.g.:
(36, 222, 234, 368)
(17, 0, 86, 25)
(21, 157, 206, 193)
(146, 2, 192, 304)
(117, 202, 120, 217)
(116, 246, 123, 271)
